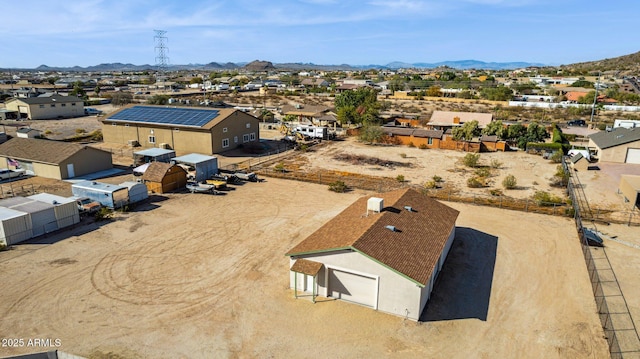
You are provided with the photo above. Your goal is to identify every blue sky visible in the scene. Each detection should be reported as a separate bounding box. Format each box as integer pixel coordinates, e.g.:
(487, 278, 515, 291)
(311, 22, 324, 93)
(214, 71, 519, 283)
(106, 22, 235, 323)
(1, 0, 638, 68)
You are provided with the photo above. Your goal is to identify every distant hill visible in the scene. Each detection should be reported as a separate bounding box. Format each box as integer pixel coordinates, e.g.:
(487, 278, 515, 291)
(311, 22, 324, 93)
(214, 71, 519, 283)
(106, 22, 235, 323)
(386, 60, 545, 70)
(559, 51, 640, 74)
(243, 60, 276, 71)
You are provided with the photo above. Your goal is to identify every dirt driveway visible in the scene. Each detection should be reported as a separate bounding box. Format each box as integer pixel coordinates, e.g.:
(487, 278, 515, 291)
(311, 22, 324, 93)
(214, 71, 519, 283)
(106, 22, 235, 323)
(0, 178, 607, 359)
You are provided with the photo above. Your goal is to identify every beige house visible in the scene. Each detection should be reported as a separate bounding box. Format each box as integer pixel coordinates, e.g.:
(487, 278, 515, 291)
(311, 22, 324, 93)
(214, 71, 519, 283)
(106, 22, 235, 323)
(101, 105, 260, 155)
(588, 128, 640, 163)
(0, 138, 113, 180)
(286, 188, 459, 321)
(4, 94, 84, 120)
(618, 175, 640, 210)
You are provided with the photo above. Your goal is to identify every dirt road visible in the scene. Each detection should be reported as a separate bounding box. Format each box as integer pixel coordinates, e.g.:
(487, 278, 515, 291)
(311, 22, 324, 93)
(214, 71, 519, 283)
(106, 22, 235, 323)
(0, 178, 607, 359)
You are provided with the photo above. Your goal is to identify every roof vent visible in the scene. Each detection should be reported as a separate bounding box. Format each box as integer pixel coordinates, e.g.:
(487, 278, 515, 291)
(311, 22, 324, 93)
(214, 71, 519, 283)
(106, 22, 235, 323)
(385, 225, 396, 232)
(404, 206, 413, 212)
(367, 197, 384, 213)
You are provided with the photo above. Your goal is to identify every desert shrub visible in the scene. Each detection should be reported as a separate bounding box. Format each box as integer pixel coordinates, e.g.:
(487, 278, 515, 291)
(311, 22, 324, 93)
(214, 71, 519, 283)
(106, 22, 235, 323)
(399, 153, 407, 158)
(502, 174, 517, 189)
(75, 128, 86, 134)
(475, 167, 491, 177)
(94, 207, 114, 221)
(463, 153, 481, 167)
(490, 188, 503, 196)
(328, 180, 347, 193)
(532, 191, 563, 206)
(424, 180, 438, 189)
(274, 162, 286, 173)
(467, 176, 485, 188)
(432, 175, 443, 183)
(418, 143, 428, 149)
(552, 165, 570, 187)
(407, 142, 415, 148)
(0, 243, 6, 251)
(550, 151, 563, 163)
(396, 174, 405, 182)
(490, 159, 502, 169)
(44, 130, 53, 135)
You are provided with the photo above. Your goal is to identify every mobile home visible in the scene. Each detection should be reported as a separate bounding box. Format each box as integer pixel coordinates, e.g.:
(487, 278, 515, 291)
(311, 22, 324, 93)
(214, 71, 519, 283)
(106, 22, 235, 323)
(72, 181, 129, 209)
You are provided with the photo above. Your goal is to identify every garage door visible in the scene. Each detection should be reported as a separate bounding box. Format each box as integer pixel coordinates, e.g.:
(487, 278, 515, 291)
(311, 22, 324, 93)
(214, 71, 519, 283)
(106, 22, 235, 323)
(328, 269, 376, 308)
(626, 148, 640, 164)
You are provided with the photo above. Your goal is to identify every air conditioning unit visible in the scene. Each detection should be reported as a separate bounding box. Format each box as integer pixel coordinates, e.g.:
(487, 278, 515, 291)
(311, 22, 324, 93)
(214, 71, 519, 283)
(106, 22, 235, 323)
(159, 143, 171, 149)
(127, 140, 140, 147)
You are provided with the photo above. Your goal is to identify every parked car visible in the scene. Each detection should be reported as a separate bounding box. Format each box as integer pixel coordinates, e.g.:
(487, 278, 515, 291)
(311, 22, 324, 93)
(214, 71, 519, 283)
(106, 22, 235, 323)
(567, 119, 586, 126)
(0, 168, 25, 180)
(73, 196, 102, 214)
(84, 107, 103, 115)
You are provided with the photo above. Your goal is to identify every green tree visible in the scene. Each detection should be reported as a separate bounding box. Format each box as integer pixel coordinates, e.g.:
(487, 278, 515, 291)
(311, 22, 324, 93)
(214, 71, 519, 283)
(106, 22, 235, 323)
(108, 92, 133, 106)
(147, 94, 170, 105)
(577, 91, 596, 104)
(94, 84, 101, 97)
(506, 123, 526, 140)
(452, 120, 480, 141)
(570, 80, 594, 88)
(480, 86, 513, 101)
(70, 81, 87, 100)
(358, 122, 384, 144)
(334, 88, 379, 125)
(482, 120, 505, 139)
(426, 86, 441, 97)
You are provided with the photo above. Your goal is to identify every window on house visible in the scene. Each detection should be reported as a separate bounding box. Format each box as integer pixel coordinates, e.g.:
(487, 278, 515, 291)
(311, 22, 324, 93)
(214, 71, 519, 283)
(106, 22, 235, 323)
(39, 105, 45, 108)
(243, 134, 250, 143)
(223, 127, 228, 133)
(246, 123, 251, 128)
(222, 138, 229, 148)
(61, 104, 66, 107)
(71, 103, 76, 106)
(428, 138, 433, 145)
(234, 136, 238, 143)
(250, 132, 256, 141)
(148, 135, 156, 144)
(50, 104, 56, 107)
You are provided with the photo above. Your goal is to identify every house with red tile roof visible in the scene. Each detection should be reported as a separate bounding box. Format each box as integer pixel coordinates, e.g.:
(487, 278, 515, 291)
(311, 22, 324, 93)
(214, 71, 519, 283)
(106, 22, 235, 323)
(285, 188, 459, 321)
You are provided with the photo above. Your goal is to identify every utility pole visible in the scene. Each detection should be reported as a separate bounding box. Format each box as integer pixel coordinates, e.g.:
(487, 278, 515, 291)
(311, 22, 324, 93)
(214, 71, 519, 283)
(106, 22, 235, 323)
(589, 72, 600, 129)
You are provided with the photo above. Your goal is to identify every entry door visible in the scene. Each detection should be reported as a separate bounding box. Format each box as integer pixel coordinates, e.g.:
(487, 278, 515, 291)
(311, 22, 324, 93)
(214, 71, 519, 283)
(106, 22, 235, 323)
(67, 164, 75, 178)
(305, 274, 314, 293)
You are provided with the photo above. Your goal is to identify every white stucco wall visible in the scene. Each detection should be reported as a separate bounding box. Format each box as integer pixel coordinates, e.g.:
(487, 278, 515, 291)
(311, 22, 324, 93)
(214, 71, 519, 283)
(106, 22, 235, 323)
(418, 227, 456, 315)
(290, 250, 425, 320)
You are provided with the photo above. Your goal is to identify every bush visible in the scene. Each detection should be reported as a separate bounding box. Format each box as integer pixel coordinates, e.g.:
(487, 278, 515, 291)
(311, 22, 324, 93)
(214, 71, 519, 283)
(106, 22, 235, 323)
(418, 143, 428, 149)
(490, 159, 502, 169)
(467, 176, 485, 188)
(552, 165, 570, 187)
(0, 243, 6, 251)
(328, 180, 348, 193)
(399, 153, 407, 158)
(475, 167, 491, 178)
(432, 175, 443, 183)
(502, 174, 517, 189)
(75, 128, 86, 134)
(94, 207, 114, 221)
(532, 191, 563, 206)
(396, 174, 405, 183)
(490, 189, 503, 196)
(550, 151, 563, 163)
(407, 142, 415, 148)
(463, 153, 481, 167)
(424, 180, 438, 189)
(274, 162, 286, 173)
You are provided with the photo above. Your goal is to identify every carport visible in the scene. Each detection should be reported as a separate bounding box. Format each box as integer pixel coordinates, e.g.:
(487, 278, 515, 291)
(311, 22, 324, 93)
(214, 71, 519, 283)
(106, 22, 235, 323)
(171, 153, 218, 182)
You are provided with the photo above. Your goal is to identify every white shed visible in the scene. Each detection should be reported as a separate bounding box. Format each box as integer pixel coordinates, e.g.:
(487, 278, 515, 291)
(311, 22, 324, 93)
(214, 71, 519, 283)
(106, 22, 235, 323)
(0, 206, 33, 246)
(28, 193, 80, 228)
(0, 197, 58, 237)
(120, 181, 149, 204)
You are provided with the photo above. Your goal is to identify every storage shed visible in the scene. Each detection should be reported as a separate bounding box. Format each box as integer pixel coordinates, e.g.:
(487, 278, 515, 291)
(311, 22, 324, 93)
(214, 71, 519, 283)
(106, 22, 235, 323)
(141, 162, 187, 194)
(72, 181, 129, 209)
(133, 148, 176, 166)
(619, 175, 640, 209)
(120, 181, 149, 203)
(28, 193, 80, 228)
(0, 197, 58, 237)
(171, 153, 218, 182)
(0, 206, 33, 246)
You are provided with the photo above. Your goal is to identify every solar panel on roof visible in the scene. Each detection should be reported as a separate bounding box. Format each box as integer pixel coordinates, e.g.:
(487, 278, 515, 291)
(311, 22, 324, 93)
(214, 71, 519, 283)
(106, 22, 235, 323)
(109, 106, 219, 127)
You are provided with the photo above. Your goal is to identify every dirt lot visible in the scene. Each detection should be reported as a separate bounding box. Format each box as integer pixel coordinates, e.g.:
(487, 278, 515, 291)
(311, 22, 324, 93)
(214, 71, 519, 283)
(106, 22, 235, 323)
(0, 178, 608, 359)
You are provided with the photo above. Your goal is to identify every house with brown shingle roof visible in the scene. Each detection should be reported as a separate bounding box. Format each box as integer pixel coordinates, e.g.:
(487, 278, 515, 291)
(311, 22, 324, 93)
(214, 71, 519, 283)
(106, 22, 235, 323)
(286, 188, 459, 321)
(0, 138, 113, 180)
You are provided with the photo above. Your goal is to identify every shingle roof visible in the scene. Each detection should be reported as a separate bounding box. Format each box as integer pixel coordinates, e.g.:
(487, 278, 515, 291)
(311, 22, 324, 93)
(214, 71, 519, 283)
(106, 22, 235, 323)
(381, 127, 443, 139)
(290, 258, 323, 276)
(141, 162, 183, 182)
(429, 111, 493, 128)
(0, 138, 109, 165)
(589, 128, 640, 149)
(286, 188, 459, 286)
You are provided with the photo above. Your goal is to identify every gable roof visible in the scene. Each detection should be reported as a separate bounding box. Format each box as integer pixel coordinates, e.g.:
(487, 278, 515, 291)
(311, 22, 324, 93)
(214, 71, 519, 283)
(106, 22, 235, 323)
(286, 188, 459, 286)
(103, 105, 249, 130)
(589, 127, 640, 149)
(0, 138, 110, 165)
(429, 111, 493, 128)
(280, 104, 331, 117)
(7, 94, 83, 105)
(141, 162, 185, 182)
(381, 127, 443, 139)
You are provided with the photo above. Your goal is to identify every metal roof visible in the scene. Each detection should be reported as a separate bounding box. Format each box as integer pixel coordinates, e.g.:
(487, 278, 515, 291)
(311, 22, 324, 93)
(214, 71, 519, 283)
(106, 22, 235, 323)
(171, 153, 217, 164)
(0, 196, 55, 213)
(28, 193, 75, 206)
(72, 180, 127, 193)
(108, 106, 220, 128)
(0, 206, 28, 220)
(134, 148, 176, 157)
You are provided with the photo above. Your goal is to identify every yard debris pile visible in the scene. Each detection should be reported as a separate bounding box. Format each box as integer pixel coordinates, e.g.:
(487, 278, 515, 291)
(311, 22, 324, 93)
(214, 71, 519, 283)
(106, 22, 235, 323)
(332, 153, 411, 168)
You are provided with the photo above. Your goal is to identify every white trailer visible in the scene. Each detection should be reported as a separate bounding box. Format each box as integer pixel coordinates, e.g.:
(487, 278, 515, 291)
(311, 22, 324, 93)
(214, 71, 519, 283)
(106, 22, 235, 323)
(295, 125, 330, 140)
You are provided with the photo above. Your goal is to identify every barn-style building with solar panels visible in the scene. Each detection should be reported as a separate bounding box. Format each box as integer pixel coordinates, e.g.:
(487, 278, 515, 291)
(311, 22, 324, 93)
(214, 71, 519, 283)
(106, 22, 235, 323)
(101, 105, 260, 155)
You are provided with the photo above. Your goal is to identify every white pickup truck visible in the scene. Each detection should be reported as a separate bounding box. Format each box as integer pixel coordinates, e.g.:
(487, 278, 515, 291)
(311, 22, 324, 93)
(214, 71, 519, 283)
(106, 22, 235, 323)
(0, 168, 25, 180)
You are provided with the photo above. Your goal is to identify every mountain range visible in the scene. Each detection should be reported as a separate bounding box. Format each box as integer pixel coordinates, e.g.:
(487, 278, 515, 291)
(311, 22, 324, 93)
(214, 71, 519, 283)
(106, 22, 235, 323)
(11, 59, 545, 73)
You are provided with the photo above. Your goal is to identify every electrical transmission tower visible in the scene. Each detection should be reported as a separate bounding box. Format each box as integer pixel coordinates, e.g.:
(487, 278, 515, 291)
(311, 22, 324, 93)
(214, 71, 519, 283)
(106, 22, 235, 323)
(154, 30, 169, 90)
